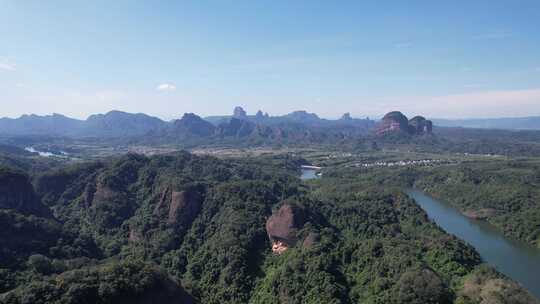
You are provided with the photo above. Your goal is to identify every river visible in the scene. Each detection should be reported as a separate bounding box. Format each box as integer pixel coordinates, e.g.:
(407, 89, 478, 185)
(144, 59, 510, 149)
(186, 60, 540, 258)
(407, 189, 540, 299)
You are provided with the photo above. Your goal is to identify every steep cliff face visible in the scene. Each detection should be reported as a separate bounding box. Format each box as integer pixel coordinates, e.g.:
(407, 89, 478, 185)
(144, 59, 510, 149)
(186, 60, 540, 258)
(377, 111, 410, 135)
(0, 168, 52, 218)
(233, 106, 248, 119)
(0, 167, 97, 274)
(153, 186, 203, 225)
(216, 118, 256, 138)
(376, 111, 433, 136)
(409, 116, 433, 135)
(265, 203, 306, 253)
(0, 153, 534, 303)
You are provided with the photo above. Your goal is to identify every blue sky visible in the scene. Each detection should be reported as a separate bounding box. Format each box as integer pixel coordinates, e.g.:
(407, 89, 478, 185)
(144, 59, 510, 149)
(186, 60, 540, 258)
(1, 0, 540, 119)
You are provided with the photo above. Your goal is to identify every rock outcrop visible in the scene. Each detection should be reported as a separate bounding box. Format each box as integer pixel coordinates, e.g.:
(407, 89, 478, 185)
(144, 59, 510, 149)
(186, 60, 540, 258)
(340, 113, 352, 120)
(233, 106, 247, 119)
(284, 110, 320, 124)
(216, 118, 256, 138)
(376, 111, 433, 136)
(376, 111, 410, 135)
(0, 168, 52, 218)
(302, 232, 320, 249)
(154, 186, 203, 226)
(266, 203, 305, 254)
(168, 190, 202, 225)
(171, 113, 216, 137)
(408, 116, 433, 135)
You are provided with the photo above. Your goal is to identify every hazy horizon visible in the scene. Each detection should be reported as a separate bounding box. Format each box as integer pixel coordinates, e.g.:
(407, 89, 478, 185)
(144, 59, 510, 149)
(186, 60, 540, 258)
(2, 1, 540, 120)
(3, 107, 540, 122)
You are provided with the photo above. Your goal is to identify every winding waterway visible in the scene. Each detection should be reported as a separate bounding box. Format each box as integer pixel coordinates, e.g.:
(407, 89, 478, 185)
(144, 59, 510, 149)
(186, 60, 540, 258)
(407, 189, 540, 299)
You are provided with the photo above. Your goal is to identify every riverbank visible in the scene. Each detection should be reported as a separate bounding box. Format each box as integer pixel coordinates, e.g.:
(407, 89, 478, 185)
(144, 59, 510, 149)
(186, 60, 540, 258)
(408, 189, 540, 300)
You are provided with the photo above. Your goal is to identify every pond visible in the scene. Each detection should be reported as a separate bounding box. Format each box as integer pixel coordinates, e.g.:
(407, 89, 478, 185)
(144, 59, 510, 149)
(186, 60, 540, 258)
(300, 168, 320, 180)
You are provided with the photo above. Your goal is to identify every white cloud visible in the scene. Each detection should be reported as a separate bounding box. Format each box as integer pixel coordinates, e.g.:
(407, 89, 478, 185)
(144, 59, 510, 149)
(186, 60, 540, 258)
(156, 83, 176, 91)
(0, 62, 16, 71)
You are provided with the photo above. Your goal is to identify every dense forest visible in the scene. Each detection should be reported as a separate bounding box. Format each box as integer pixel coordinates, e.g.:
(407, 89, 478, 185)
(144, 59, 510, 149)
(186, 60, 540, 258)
(323, 158, 540, 248)
(414, 160, 540, 247)
(0, 151, 536, 303)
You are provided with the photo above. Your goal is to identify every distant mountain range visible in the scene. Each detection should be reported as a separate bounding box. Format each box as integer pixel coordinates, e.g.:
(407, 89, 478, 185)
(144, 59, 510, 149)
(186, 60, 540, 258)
(0, 108, 375, 142)
(433, 116, 540, 130)
(3, 108, 537, 146)
(0, 111, 167, 137)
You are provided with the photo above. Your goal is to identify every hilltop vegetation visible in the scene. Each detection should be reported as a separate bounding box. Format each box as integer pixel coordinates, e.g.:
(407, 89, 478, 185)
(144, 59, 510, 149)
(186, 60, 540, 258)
(322, 157, 540, 248)
(0, 151, 536, 303)
(414, 159, 540, 247)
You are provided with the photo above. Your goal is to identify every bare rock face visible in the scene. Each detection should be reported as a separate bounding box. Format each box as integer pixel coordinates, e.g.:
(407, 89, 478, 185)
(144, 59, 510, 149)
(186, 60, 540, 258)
(408, 116, 433, 135)
(153, 186, 171, 215)
(168, 190, 202, 225)
(266, 203, 305, 254)
(0, 169, 51, 218)
(302, 232, 320, 249)
(271, 241, 289, 254)
(154, 186, 203, 226)
(376, 111, 433, 136)
(376, 111, 410, 135)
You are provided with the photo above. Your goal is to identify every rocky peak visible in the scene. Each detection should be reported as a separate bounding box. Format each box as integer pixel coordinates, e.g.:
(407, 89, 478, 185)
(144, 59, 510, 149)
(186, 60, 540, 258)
(409, 116, 433, 135)
(168, 189, 202, 225)
(153, 186, 203, 226)
(265, 203, 305, 254)
(216, 118, 255, 138)
(233, 106, 247, 119)
(173, 113, 216, 137)
(340, 113, 352, 120)
(285, 110, 320, 122)
(376, 111, 409, 135)
(376, 111, 433, 136)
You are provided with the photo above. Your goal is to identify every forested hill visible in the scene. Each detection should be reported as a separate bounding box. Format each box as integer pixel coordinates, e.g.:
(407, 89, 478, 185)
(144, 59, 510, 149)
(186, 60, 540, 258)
(0, 108, 374, 140)
(0, 152, 536, 303)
